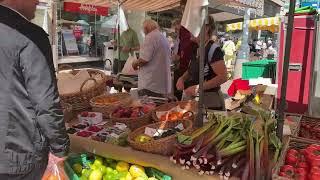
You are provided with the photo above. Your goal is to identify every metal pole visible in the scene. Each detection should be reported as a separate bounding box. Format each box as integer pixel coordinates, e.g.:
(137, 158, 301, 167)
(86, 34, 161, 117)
(234, 8, 251, 79)
(95, 12, 97, 57)
(117, 3, 121, 74)
(196, 6, 208, 128)
(277, 0, 296, 139)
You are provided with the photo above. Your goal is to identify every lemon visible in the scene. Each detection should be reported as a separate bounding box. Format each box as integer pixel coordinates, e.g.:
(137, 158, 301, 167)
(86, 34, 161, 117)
(116, 161, 130, 172)
(73, 163, 83, 175)
(89, 169, 103, 180)
(129, 165, 147, 178)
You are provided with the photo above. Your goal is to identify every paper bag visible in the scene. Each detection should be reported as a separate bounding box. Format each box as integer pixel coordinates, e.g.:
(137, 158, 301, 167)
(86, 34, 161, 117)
(121, 54, 138, 75)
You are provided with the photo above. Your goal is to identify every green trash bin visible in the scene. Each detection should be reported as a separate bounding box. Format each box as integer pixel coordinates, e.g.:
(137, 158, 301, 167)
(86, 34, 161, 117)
(242, 59, 276, 80)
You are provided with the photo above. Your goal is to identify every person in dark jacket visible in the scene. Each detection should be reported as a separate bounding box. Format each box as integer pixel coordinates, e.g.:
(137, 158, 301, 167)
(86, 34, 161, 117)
(0, 0, 70, 179)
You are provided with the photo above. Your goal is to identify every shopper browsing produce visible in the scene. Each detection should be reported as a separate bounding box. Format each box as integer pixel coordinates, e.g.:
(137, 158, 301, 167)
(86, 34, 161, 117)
(113, 25, 140, 74)
(176, 16, 228, 110)
(132, 19, 172, 97)
(0, 0, 70, 179)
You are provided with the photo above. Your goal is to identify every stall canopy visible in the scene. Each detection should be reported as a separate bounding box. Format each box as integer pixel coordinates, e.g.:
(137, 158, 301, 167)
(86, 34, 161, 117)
(226, 17, 280, 32)
(107, 0, 257, 12)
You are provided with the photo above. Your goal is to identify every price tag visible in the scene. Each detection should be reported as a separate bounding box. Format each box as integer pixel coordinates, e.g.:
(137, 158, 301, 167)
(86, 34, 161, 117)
(283, 124, 292, 136)
(109, 133, 120, 138)
(175, 123, 184, 131)
(114, 123, 127, 130)
(153, 129, 165, 137)
(144, 127, 157, 137)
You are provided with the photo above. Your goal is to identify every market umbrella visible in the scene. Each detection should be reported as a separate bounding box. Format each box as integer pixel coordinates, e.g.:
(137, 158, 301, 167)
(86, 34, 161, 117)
(58, 19, 81, 25)
(101, 15, 118, 29)
(76, 20, 90, 26)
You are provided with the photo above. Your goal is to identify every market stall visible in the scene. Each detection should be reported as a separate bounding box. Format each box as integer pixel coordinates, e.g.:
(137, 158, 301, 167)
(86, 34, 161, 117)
(226, 17, 281, 33)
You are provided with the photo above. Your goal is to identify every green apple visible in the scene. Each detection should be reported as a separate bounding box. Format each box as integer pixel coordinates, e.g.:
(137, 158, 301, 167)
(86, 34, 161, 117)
(89, 169, 103, 180)
(99, 166, 108, 175)
(105, 167, 114, 175)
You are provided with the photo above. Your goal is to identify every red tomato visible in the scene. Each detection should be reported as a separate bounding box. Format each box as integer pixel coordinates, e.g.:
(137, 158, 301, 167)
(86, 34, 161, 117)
(297, 162, 309, 171)
(309, 172, 320, 180)
(295, 168, 307, 176)
(278, 171, 290, 178)
(310, 166, 320, 174)
(306, 146, 320, 167)
(280, 165, 295, 177)
(287, 149, 299, 157)
(286, 153, 298, 166)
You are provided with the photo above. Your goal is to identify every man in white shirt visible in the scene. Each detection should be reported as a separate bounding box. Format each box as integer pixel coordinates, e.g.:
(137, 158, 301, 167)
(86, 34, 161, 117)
(132, 20, 172, 97)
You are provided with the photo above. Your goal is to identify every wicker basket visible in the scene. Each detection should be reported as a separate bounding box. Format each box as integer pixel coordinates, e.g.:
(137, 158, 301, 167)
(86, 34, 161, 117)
(90, 93, 133, 117)
(272, 136, 320, 180)
(127, 119, 193, 156)
(110, 112, 152, 131)
(294, 115, 320, 140)
(151, 100, 197, 122)
(58, 68, 107, 111)
(284, 113, 303, 136)
(62, 103, 73, 122)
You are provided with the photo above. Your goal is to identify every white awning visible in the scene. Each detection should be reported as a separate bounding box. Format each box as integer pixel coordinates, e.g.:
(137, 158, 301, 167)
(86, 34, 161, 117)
(61, 0, 260, 12)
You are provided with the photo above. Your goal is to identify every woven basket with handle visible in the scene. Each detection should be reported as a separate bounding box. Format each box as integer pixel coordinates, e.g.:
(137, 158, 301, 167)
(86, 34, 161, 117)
(110, 112, 152, 131)
(58, 66, 107, 111)
(127, 119, 193, 156)
(272, 136, 320, 180)
(90, 93, 133, 118)
(151, 100, 197, 122)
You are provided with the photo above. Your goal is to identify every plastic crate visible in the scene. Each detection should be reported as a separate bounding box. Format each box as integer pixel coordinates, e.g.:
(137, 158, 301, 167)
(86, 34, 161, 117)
(64, 154, 93, 180)
(242, 59, 276, 80)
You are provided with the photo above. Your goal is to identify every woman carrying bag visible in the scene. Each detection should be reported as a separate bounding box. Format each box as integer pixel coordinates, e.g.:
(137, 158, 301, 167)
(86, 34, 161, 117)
(176, 16, 228, 110)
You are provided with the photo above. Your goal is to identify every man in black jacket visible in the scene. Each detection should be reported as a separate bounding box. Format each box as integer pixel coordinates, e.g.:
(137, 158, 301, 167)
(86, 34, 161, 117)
(0, 0, 70, 179)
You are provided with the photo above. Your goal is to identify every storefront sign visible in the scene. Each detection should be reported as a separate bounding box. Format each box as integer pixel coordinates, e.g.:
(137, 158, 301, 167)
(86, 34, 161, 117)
(64, 2, 108, 16)
(301, 0, 320, 10)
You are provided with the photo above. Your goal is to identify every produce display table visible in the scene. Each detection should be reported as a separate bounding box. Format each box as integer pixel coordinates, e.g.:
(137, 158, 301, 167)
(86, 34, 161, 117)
(70, 135, 239, 180)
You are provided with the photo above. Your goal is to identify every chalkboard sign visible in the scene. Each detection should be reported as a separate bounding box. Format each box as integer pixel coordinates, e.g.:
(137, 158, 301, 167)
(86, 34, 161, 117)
(61, 29, 79, 55)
